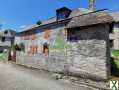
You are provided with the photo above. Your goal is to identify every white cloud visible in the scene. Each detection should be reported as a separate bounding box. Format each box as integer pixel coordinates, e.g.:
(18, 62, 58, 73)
(19, 25, 27, 29)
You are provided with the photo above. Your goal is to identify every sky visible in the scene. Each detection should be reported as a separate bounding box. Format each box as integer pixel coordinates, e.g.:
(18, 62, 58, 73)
(0, 0, 119, 32)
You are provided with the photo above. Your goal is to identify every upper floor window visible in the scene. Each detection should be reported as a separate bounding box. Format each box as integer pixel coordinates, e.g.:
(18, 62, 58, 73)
(56, 7, 72, 20)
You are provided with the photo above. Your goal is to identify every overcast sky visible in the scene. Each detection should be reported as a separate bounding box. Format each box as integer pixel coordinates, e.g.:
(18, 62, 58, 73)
(0, 0, 118, 31)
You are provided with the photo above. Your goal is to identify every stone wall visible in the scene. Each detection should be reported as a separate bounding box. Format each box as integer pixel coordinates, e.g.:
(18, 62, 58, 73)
(67, 24, 110, 80)
(16, 24, 110, 80)
(110, 23, 119, 49)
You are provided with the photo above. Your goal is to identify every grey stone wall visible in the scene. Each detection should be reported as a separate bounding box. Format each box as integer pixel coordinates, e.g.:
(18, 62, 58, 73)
(67, 24, 110, 80)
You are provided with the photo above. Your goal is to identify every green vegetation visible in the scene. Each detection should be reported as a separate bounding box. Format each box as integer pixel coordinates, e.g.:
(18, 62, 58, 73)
(111, 49, 119, 77)
(114, 60, 119, 69)
(50, 35, 71, 50)
(112, 49, 119, 58)
(0, 53, 8, 62)
(111, 49, 119, 69)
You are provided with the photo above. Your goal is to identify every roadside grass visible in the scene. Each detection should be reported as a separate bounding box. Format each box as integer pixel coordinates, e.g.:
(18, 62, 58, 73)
(0, 53, 8, 62)
(111, 49, 119, 78)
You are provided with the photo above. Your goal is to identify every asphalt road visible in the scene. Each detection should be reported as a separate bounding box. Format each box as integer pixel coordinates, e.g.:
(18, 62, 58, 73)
(0, 62, 96, 90)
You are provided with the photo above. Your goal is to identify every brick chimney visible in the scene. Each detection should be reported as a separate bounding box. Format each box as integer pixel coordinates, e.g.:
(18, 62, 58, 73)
(89, 0, 95, 11)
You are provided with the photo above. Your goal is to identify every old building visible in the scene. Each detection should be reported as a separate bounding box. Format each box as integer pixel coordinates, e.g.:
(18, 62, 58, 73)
(0, 30, 16, 52)
(15, 7, 113, 80)
(109, 12, 119, 49)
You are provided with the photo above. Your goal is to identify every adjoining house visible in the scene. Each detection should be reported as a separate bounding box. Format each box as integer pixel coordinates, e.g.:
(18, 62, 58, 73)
(0, 30, 16, 62)
(15, 7, 113, 80)
(0, 30, 16, 53)
(109, 12, 119, 49)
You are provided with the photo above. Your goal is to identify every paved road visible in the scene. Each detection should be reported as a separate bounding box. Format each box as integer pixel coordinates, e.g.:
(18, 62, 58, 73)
(0, 62, 95, 90)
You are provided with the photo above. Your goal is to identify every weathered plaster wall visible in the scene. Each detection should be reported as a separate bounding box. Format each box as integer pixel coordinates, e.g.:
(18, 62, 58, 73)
(16, 25, 68, 72)
(15, 24, 110, 80)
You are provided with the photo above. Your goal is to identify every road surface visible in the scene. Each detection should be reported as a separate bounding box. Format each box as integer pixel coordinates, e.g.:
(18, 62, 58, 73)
(0, 62, 96, 90)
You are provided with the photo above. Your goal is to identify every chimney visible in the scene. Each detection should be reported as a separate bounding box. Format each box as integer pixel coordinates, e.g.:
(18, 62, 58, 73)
(89, 0, 95, 11)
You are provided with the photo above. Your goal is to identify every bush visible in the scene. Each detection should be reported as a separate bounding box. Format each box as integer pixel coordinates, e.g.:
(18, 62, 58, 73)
(111, 49, 119, 77)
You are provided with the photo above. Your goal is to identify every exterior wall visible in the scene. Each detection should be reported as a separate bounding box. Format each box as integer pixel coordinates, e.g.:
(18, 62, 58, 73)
(0, 30, 15, 52)
(0, 41, 11, 46)
(67, 24, 110, 80)
(15, 24, 110, 80)
(109, 23, 119, 49)
(15, 24, 68, 72)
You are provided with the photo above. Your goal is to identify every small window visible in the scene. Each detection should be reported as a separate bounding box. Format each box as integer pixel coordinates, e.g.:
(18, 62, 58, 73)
(43, 43, 49, 56)
(110, 40, 114, 48)
(4, 30, 8, 34)
(109, 24, 114, 33)
(56, 7, 72, 20)
(1, 37, 5, 42)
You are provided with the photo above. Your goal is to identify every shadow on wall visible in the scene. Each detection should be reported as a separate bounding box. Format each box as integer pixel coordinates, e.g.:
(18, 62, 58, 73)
(67, 26, 108, 42)
(111, 57, 119, 77)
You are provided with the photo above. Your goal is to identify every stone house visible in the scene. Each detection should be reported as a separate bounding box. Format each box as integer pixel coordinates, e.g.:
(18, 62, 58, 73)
(15, 7, 113, 80)
(109, 12, 119, 49)
(0, 30, 16, 52)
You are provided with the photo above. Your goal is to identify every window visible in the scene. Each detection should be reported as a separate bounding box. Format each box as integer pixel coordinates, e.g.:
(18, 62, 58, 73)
(57, 12, 66, 20)
(56, 7, 72, 20)
(4, 30, 8, 34)
(110, 40, 114, 48)
(43, 43, 49, 56)
(109, 23, 114, 33)
(1, 37, 5, 42)
(67, 29, 78, 42)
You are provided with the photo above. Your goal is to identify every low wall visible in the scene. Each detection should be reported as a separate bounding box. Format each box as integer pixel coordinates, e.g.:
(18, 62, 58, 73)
(16, 51, 67, 72)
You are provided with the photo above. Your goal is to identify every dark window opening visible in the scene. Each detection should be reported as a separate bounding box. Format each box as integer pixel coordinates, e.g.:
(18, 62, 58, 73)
(0, 50, 3, 53)
(43, 43, 49, 56)
(109, 24, 114, 33)
(67, 29, 78, 42)
(1, 37, 5, 42)
(15, 44, 21, 51)
(56, 7, 72, 20)
(110, 40, 114, 48)
(4, 30, 8, 34)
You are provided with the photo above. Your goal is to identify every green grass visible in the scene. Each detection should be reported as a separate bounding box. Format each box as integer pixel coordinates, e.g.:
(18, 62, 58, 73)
(114, 60, 119, 68)
(0, 53, 8, 61)
(111, 49, 119, 69)
(111, 49, 119, 77)
(112, 49, 119, 58)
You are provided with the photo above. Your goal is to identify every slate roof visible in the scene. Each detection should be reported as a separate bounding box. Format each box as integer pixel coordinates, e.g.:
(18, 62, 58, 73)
(20, 8, 92, 32)
(0, 30, 16, 37)
(110, 12, 119, 22)
(41, 8, 92, 25)
(67, 11, 113, 28)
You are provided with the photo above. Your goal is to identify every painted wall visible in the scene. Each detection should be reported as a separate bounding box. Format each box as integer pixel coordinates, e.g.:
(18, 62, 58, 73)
(15, 24, 110, 80)
(15, 24, 69, 72)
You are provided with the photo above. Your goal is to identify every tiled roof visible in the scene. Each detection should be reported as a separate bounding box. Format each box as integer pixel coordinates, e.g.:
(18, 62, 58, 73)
(110, 12, 119, 22)
(21, 8, 92, 32)
(67, 11, 113, 28)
